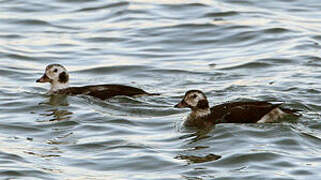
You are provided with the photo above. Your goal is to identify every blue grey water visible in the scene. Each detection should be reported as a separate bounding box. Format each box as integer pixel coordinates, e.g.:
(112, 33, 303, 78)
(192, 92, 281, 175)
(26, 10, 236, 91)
(0, 0, 321, 179)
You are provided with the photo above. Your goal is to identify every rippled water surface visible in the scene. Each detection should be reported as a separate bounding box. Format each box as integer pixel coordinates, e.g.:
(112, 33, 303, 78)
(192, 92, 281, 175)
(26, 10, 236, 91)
(1, 0, 321, 179)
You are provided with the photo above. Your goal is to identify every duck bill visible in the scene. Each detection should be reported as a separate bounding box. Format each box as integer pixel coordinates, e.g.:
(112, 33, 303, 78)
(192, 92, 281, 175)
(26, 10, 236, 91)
(36, 74, 50, 83)
(174, 100, 188, 108)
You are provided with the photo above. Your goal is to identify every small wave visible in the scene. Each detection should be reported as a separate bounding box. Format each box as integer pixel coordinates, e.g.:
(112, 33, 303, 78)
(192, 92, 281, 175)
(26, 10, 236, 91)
(74, 65, 148, 74)
(263, 27, 292, 34)
(75, 2, 129, 12)
(204, 11, 239, 18)
(312, 35, 321, 41)
(5, 53, 38, 61)
(160, 2, 208, 9)
(6, 19, 79, 31)
(291, 41, 320, 51)
(0, 150, 27, 163)
(58, 0, 98, 3)
(0, 34, 22, 39)
(219, 62, 271, 70)
(171, 22, 217, 29)
(14, 19, 51, 26)
(83, 37, 126, 43)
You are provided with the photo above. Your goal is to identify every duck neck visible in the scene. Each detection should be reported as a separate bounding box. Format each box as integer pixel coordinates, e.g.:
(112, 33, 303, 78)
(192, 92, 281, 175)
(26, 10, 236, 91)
(49, 81, 69, 93)
(189, 108, 211, 120)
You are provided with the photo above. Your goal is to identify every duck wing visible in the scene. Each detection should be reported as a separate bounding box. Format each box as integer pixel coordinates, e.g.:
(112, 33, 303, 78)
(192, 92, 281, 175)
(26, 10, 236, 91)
(210, 101, 282, 123)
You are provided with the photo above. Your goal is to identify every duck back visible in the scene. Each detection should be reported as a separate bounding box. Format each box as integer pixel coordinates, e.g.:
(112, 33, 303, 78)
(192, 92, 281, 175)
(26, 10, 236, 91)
(210, 101, 282, 123)
(56, 84, 158, 100)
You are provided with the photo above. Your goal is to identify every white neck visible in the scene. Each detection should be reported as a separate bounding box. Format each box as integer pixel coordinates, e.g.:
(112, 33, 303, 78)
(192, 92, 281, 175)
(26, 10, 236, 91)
(49, 81, 69, 93)
(188, 108, 211, 120)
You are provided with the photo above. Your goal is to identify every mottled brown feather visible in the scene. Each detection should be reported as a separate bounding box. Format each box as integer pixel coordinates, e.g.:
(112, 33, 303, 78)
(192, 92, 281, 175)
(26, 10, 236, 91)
(210, 101, 282, 123)
(55, 84, 156, 100)
(186, 101, 286, 128)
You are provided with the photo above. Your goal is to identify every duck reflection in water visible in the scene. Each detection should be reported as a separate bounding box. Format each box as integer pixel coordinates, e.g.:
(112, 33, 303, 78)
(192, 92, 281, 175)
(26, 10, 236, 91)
(176, 123, 221, 165)
(38, 94, 72, 122)
(176, 153, 221, 164)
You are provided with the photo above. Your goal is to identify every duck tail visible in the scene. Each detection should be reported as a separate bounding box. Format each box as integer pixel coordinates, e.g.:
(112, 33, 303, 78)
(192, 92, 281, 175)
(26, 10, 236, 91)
(279, 107, 302, 117)
(146, 92, 161, 96)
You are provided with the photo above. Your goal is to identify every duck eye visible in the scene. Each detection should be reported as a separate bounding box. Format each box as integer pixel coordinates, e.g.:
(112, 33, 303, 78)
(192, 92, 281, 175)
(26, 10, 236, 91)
(53, 69, 58, 73)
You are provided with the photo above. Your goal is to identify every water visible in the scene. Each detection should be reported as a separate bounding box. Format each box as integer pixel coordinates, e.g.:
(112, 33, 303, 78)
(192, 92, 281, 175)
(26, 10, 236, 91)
(0, 0, 321, 179)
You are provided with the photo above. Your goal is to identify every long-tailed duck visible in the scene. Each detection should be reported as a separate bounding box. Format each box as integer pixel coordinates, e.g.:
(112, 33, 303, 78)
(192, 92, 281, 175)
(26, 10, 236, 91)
(36, 64, 159, 100)
(174, 90, 300, 128)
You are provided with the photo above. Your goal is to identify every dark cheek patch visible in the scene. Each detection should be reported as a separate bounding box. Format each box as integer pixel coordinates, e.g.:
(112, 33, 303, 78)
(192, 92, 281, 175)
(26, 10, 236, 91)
(197, 99, 209, 109)
(58, 72, 69, 83)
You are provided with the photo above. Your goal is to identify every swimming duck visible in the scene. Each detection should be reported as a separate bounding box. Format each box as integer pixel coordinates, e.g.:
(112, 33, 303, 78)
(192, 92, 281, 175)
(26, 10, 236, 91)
(36, 64, 159, 100)
(174, 90, 300, 128)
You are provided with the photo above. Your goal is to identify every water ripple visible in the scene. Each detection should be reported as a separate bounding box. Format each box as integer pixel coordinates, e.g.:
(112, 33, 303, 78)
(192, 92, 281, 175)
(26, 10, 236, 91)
(0, 0, 321, 179)
(75, 2, 129, 12)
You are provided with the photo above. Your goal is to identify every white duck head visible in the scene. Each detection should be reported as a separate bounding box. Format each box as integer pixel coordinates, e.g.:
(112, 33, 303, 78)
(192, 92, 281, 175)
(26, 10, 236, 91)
(174, 90, 211, 118)
(36, 64, 69, 93)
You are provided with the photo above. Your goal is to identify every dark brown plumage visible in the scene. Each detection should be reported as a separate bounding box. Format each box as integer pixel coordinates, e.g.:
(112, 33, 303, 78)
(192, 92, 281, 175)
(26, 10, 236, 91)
(56, 84, 159, 100)
(208, 101, 282, 123)
(175, 90, 300, 128)
(36, 64, 159, 100)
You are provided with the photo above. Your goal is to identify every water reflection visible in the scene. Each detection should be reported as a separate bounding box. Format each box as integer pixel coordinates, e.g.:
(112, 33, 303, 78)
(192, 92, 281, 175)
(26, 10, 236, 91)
(179, 125, 214, 143)
(24, 150, 61, 158)
(36, 95, 78, 146)
(41, 109, 72, 122)
(38, 95, 72, 122)
(40, 94, 69, 107)
(176, 153, 221, 164)
(182, 176, 204, 180)
(47, 132, 75, 145)
(0, 134, 64, 177)
(176, 125, 221, 165)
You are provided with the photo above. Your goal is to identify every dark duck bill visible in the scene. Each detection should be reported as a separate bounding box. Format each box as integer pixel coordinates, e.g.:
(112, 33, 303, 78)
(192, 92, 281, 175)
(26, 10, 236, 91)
(174, 100, 189, 108)
(36, 73, 51, 83)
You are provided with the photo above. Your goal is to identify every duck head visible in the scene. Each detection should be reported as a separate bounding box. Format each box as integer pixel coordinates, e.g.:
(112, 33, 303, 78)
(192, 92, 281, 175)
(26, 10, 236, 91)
(175, 90, 209, 109)
(175, 90, 212, 123)
(36, 64, 69, 92)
